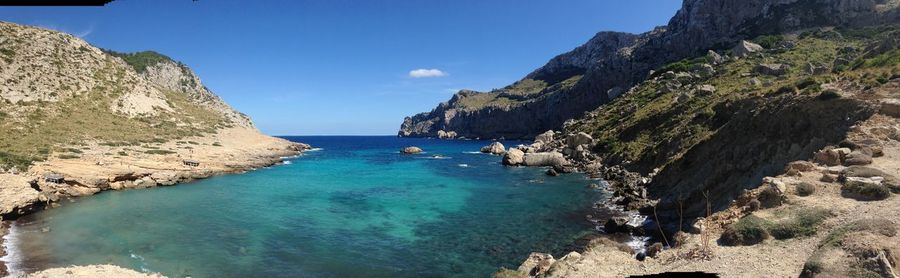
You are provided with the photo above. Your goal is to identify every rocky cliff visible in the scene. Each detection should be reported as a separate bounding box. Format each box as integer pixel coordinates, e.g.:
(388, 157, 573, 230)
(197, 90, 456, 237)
(400, 0, 900, 139)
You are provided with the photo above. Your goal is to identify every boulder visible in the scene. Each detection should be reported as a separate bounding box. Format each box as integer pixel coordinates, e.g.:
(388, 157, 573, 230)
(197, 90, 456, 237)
(480, 142, 505, 155)
(604, 216, 630, 234)
(502, 148, 525, 166)
(754, 63, 790, 76)
(694, 63, 716, 77)
(732, 40, 763, 57)
(806, 62, 830, 75)
(545, 168, 559, 176)
(436, 130, 457, 139)
(517, 253, 556, 277)
(566, 132, 594, 149)
(696, 84, 716, 95)
(400, 146, 422, 154)
(786, 161, 817, 172)
(523, 152, 568, 167)
(534, 130, 555, 144)
(748, 78, 762, 86)
(843, 151, 873, 166)
(880, 99, 900, 118)
(814, 148, 842, 166)
(707, 50, 724, 64)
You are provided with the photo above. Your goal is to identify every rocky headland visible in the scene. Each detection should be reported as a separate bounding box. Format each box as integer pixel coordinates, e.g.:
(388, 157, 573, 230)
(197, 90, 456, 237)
(390, 0, 900, 277)
(0, 21, 310, 276)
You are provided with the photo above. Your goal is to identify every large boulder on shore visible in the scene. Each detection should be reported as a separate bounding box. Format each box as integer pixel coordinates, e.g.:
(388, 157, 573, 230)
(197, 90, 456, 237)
(480, 142, 506, 155)
(400, 146, 422, 154)
(534, 130, 555, 144)
(732, 40, 763, 57)
(566, 132, 594, 149)
(523, 152, 568, 167)
(503, 148, 525, 166)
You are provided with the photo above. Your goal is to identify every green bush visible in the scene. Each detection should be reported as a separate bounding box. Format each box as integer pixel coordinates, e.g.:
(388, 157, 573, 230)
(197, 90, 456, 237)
(817, 89, 842, 100)
(102, 50, 173, 73)
(145, 150, 176, 155)
(769, 208, 831, 239)
(754, 34, 785, 49)
(720, 215, 771, 246)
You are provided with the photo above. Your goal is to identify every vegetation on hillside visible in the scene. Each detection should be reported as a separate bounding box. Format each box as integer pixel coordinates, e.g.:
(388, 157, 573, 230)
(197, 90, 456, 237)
(103, 50, 175, 73)
(568, 25, 900, 171)
(0, 59, 228, 170)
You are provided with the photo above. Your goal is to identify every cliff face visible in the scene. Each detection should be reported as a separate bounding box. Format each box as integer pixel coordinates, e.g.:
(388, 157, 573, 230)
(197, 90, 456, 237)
(399, 0, 900, 139)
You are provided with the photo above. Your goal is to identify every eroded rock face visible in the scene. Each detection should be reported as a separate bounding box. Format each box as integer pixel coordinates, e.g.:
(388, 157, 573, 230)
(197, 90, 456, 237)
(398, 0, 900, 139)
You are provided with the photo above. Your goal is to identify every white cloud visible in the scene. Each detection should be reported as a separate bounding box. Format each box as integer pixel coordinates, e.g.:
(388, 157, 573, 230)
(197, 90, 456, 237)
(408, 68, 447, 78)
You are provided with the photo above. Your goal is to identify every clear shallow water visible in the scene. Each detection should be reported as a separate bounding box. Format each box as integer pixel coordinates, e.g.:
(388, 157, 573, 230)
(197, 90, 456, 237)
(6, 136, 603, 277)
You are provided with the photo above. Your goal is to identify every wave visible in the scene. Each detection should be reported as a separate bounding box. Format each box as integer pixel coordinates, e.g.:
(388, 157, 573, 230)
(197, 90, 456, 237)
(462, 151, 483, 154)
(420, 155, 452, 160)
(282, 160, 293, 165)
(130, 252, 152, 273)
(458, 164, 469, 168)
(1, 223, 23, 277)
(306, 148, 324, 152)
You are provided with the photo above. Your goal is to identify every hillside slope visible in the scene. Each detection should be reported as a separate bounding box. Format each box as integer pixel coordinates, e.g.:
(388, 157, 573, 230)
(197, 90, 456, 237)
(500, 17, 900, 278)
(0, 21, 307, 219)
(400, 0, 900, 140)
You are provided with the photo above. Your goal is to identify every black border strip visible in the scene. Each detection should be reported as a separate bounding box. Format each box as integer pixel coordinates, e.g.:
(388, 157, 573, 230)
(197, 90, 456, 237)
(0, 0, 114, 6)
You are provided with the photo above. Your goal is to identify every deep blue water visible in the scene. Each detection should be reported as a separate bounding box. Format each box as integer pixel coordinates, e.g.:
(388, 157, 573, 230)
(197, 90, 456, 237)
(6, 136, 603, 277)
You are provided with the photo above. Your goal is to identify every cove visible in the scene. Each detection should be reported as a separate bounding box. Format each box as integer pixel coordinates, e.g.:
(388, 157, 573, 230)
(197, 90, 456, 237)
(4, 136, 604, 277)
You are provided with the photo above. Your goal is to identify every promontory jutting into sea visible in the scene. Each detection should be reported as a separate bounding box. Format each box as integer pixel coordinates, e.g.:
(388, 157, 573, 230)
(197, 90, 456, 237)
(1, 0, 900, 277)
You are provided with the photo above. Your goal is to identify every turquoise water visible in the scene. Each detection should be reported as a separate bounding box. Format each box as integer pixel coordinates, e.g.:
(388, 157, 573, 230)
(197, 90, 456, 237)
(7, 137, 603, 277)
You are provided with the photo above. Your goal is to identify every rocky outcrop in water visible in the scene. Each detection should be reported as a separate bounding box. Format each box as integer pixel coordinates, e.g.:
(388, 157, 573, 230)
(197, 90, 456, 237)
(399, 0, 900, 139)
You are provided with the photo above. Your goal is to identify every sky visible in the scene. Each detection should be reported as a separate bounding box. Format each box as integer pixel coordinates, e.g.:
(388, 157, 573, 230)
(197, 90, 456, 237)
(0, 0, 682, 135)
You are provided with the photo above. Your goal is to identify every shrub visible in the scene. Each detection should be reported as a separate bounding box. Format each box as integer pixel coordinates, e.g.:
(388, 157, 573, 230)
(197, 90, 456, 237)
(58, 154, 80, 159)
(145, 150, 176, 155)
(817, 89, 842, 100)
(841, 180, 891, 201)
(117, 151, 128, 156)
(748, 199, 761, 211)
(720, 215, 771, 246)
(795, 182, 816, 196)
(757, 185, 784, 208)
(212, 142, 222, 147)
(769, 208, 831, 240)
(754, 34, 785, 49)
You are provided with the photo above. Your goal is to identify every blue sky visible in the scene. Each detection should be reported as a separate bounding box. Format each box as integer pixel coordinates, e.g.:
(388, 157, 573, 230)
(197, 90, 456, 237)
(0, 0, 682, 135)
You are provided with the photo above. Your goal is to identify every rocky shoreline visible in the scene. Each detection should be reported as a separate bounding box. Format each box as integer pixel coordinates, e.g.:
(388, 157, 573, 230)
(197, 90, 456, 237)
(0, 129, 311, 277)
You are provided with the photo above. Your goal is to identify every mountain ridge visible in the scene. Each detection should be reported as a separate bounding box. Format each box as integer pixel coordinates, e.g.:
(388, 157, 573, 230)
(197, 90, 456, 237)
(399, 0, 900, 139)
